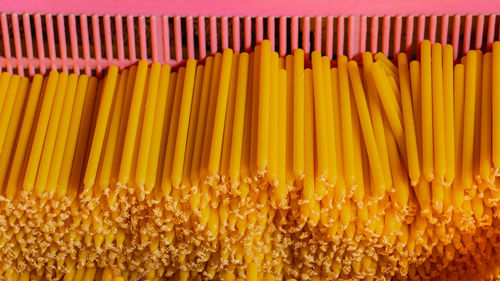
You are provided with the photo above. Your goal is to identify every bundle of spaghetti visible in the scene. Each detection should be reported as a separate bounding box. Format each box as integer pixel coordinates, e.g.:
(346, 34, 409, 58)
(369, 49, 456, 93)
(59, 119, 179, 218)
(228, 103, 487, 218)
(1, 39, 500, 281)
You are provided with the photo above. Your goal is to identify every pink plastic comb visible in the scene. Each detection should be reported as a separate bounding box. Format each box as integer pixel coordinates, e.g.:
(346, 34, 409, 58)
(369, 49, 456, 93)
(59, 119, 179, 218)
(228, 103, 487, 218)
(0, 0, 499, 76)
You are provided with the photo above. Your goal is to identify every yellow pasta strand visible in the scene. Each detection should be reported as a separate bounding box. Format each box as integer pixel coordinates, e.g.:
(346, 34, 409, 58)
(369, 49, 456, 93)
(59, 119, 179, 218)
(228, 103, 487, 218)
(229, 53, 250, 184)
(268, 52, 280, 185)
(337, 55, 356, 188)
(285, 55, 294, 185)
(322, 56, 337, 187)
(181, 64, 205, 188)
(118, 60, 148, 185)
(136, 62, 162, 188)
(453, 64, 465, 207)
(462, 50, 478, 189)
(0, 75, 21, 153)
(83, 66, 118, 194)
(431, 43, 446, 184)
(23, 70, 59, 192)
(375, 52, 399, 76)
(370, 61, 406, 164)
(201, 53, 222, 180)
(493, 42, 500, 170)
(96, 70, 129, 191)
(311, 51, 329, 180)
(0, 72, 11, 125)
(172, 59, 198, 187)
(293, 48, 305, 179)
(384, 112, 409, 211)
(145, 65, 172, 191)
(420, 40, 434, 181)
(35, 72, 69, 196)
(331, 67, 347, 203)
(191, 57, 213, 186)
(410, 61, 423, 167)
(240, 52, 254, 183)
(46, 73, 79, 196)
(67, 77, 99, 202)
(162, 67, 186, 195)
(347, 60, 386, 197)
(257, 40, 271, 174)
(398, 53, 420, 186)
(275, 69, 288, 204)
(302, 68, 315, 220)
(208, 49, 234, 181)
(220, 53, 240, 180)
(351, 90, 364, 203)
(387, 75, 402, 107)
(443, 44, 455, 185)
(363, 53, 393, 193)
(473, 51, 483, 182)
(4, 74, 43, 199)
(0, 77, 29, 189)
(479, 52, 493, 182)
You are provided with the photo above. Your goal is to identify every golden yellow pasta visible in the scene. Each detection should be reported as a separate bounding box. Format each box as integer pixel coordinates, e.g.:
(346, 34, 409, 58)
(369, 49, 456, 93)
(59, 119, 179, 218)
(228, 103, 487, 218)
(1, 39, 500, 281)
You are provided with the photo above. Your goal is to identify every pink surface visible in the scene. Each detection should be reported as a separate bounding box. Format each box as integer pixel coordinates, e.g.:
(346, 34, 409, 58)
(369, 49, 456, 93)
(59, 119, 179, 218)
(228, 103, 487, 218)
(2, 0, 499, 17)
(0, 13, 499, 76)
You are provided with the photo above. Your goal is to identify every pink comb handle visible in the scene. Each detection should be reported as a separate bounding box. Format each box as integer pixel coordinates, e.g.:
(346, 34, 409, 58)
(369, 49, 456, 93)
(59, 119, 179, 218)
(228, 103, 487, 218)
(0, 13, 499, 76)
(2, 0, 498, 17)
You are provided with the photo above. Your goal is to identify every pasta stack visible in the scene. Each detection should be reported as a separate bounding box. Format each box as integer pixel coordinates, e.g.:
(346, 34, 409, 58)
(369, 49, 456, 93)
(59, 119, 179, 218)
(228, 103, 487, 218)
(1, 39, 500, 281)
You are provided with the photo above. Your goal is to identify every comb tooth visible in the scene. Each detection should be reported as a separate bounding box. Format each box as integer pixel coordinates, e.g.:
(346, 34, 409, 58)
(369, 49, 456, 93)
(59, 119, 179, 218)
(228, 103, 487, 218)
(347, 16, 357, 60)
(57, 14, 68, 73)
(127, 15, 136, 61)
(291, 16, 299, 52)
(314, 16, 321, 53)
(92, 15, 103, 75)
(139, 15, 148, 61)
(11, 14, 23, 76)
(486, 14, 496, 51)
(103, 14, 113, 62)
(80, 14, 91, 76)
(268, 16, 275, 52)
(210, 16, 218, 55)
(405, 15, 414, 56)
(68, 15, 80, 75)
(326, 16, 334, 59)
(475, 15, 485, 51)
(370, 16, 378, 55)
(221, 16, 229, 51)
(303, 16, 310, 64)
(441, 15, 449, 45)
(337, 16, 345, 57)
(150, 15, 159, 62)
(45, 14, 57, 71)
(393, 15, 402, 59)
(162, 15, 170, 62)
(429, 15, 437, 44)
(359, 16, 367, 55)
(279, 16, 286, 57)
(382, 15, 391, 57)
(417, 15, 426, 54)
(463, 14, 473, 55)
(115, 15, 124, 66)
(1, 13, 12, 74)
(232, 16, 241, 54)
(186, 16, 195, 59)
(244, 16, 251, 52)
(23, 13, 35, 76)
(34, 13, 46, 74)
(256, 16, 264, 45)
(452, 15, 461, 60)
